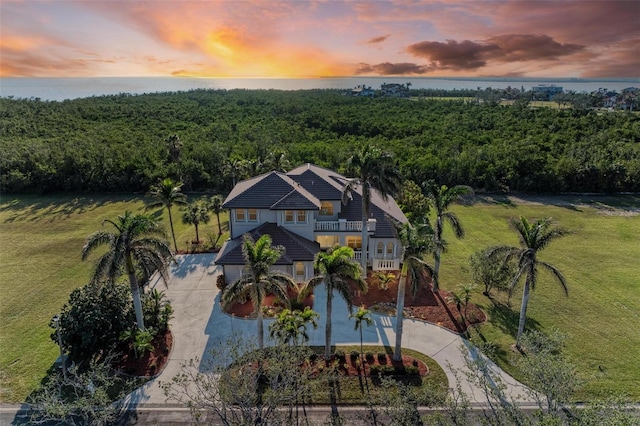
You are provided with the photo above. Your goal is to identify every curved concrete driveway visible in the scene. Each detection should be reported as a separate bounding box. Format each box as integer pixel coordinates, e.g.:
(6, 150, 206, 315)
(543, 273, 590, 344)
(124, 253, 531, 407)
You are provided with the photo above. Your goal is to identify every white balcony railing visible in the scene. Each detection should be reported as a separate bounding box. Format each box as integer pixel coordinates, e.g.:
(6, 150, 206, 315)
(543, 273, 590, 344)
(373, 258, 400, 271)
(314, 218, 376, 232)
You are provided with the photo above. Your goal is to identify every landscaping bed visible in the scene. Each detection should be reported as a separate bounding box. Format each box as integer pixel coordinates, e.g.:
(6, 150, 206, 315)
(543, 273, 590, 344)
(113, 330, 172, 378)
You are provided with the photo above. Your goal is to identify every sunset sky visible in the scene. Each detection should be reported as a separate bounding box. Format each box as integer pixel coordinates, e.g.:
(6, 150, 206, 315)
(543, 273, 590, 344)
(1, 0, 638, 78)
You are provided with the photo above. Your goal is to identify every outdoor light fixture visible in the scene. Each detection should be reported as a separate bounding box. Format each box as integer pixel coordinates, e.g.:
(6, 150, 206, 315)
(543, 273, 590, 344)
(52, 314, 67, 380)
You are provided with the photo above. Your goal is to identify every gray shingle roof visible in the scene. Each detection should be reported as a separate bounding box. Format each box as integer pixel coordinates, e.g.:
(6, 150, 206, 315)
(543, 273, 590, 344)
(287, 164, 346, 200)
(214, 223, 320, 266)
(223, 171, 320, 210)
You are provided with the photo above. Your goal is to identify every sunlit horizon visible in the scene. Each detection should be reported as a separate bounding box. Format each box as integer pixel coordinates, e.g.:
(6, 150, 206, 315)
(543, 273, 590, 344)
(1, 1, 638, 79)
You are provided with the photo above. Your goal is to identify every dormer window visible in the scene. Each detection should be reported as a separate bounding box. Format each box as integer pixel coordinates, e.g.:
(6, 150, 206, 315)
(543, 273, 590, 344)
(285, 210, 294, 223)
(297, 210, 306, 223)
(319, 201, 334, 216)
(248, 209, 258, 222)
(235, 209, 246, 222)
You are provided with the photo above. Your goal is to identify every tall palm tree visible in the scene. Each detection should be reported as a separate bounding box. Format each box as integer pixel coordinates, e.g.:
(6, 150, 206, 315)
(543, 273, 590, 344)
(207, 195, 224, 237)
(221, 234, 295, 349)
(423, 181, 471, 292)
(491, 216, 568, 348)
(342, 145, 402, 271)
(146, 178, 187, 253)
(300, 246, 366, 359)
(182, 201, 210, 243)
(82, 211, 173, 330)
(393, 222, 435, 361)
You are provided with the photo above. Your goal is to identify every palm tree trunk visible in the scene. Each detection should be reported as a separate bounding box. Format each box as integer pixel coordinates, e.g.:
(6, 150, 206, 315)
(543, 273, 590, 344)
(516, 280, 531, 348)
(194, 224, 200, 243)
(168, 206, 178, 253)
(325, 285, 333, 360)
(361, 199, 368, 272)
(433, 249, 441, 292)
(257, 307, 264, 350)
(216, 212, 222, 235)
(393, 273, 407, 361)
(127, 255, 145, 330)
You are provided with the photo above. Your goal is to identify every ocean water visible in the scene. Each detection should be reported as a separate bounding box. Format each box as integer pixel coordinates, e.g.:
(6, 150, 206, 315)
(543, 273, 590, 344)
(0, 76, 637, 102)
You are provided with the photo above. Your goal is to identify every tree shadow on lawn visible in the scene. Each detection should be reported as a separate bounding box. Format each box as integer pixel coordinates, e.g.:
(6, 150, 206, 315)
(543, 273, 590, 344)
(486, 301, 542, 340)
(0, 193, 141, 224)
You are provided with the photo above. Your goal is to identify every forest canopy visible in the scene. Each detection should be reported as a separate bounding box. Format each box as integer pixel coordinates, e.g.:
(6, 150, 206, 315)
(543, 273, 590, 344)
(1, 89, 638, 194)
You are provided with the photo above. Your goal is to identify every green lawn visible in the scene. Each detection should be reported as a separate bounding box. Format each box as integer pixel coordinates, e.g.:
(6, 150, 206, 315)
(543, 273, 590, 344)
(1, 193, 638, 403)
(0, 193, 227, 402)
(436, 195, 640, 401)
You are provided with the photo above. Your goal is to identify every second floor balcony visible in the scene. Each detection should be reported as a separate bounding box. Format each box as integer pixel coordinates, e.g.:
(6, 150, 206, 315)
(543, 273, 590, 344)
(314, 218, 376, 233)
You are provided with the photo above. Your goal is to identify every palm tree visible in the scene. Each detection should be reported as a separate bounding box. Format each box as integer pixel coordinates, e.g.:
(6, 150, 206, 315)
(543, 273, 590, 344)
(82, 211, 173, 330)
(491, 217, 568, 348)
(349, 307, 372, 368)
(221, 234, 295, 349)
(146, 178, 187, 253)
(269, 307, 319, 346)
(182, 201, 209, 243)
(207, 195, 224, 237)
(423, 181, 471, 292)
(300, 246, 366, 359)
(342, 145, 402, 271)
(393, 222, 435, 361)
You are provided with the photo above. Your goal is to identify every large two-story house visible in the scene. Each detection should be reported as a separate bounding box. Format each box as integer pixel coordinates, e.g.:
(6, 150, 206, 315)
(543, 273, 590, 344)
(215, 164, 407, 283)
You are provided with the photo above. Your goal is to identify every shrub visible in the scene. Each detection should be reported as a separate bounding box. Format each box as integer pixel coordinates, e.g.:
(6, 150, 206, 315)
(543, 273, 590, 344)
(216, 274, 227, 291)
(55, 281, 133, 363)
(365, 352, 375, 362)
(334, 349, 346, 363)
(143, 289, 173, 335)
(350, 350, 359, 362)
(377, 352, 387, 363)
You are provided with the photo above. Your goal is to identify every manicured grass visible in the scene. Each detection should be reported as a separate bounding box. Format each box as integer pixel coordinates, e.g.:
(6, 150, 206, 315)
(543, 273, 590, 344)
(435, 195, 640, 401)
(1, 193, 638, 402)
(0, 193, 227, 402)
(307, 345, 448, 404)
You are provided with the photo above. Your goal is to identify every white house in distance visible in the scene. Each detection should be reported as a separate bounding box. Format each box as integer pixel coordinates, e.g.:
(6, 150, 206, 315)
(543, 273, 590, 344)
(215, 163, 408, 283)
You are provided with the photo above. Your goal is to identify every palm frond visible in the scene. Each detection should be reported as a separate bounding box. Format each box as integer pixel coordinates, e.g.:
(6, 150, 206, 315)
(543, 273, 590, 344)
(539, 261, 568, 296)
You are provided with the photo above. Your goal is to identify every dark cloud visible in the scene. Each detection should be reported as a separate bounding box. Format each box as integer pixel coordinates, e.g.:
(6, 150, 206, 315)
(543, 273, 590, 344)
(407, 34, 585, 71)
(367, 35, 390, 44)
(407, 40, 499, 70)
(355, 62, 430, 75)
(485, 34, 584, 61)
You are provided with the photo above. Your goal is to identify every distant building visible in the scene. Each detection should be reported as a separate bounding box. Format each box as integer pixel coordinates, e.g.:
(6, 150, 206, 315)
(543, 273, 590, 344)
(349, 85, 375, 97)
(532, 85, 563, 100)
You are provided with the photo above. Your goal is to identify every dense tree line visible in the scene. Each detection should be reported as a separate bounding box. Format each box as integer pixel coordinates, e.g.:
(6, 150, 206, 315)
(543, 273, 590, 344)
(1, 89, 638, 194)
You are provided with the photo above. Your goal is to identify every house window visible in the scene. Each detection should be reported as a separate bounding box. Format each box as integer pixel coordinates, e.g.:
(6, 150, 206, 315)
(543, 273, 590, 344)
(248, 209, 258, 222)
(347, 236, 362, 250)
(319, 201, 333, 216)
(295, 262, 305, 278)
(387, 243, 394, 257)
(235, 209, 245, 222)
(316, 235, 339, 249)
(376, 242, 384, 258)
(284, 210, 294, 223)
(297, 210, 306, 223)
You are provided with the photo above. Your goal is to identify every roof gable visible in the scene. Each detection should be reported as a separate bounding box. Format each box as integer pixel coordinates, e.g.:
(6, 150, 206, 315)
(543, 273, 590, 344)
(214, 223, 320, 265)
(223, 171, 320, 210)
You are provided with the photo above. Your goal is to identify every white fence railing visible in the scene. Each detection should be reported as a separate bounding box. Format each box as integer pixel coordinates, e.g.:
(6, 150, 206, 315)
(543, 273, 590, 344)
(315, 220, 364, 231)
(373, 259, 400, 271)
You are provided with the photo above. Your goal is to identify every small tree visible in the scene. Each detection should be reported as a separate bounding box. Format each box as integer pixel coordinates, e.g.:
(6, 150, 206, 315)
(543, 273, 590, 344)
(182, 201, 210, 244)
(447, 283, 476, 332)
(470, 248, 516, 298)
(55, 281, 133, 363)
(207, 195, 225, 248)
(28, 355, 126, 426)
(349, 307, 372, 370)
(160, 338, 314, 425)
(269, 307, 319, 346)
(146, 178, 187, 253)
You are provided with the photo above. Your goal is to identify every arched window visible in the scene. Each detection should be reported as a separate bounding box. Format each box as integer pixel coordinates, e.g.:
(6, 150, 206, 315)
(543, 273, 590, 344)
(295, 262, 305, 278)
(386, 242, 394, 257)
(376, 242, 384, 258)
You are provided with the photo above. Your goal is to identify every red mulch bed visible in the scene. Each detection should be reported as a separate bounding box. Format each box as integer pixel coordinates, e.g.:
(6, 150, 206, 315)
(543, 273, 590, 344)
(226, 286, 314, 318)
(223, 271, 485, 334)
(353, 271, 486, 334)
(327, 353, 429, 377)
(112, 330, 172, 377)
